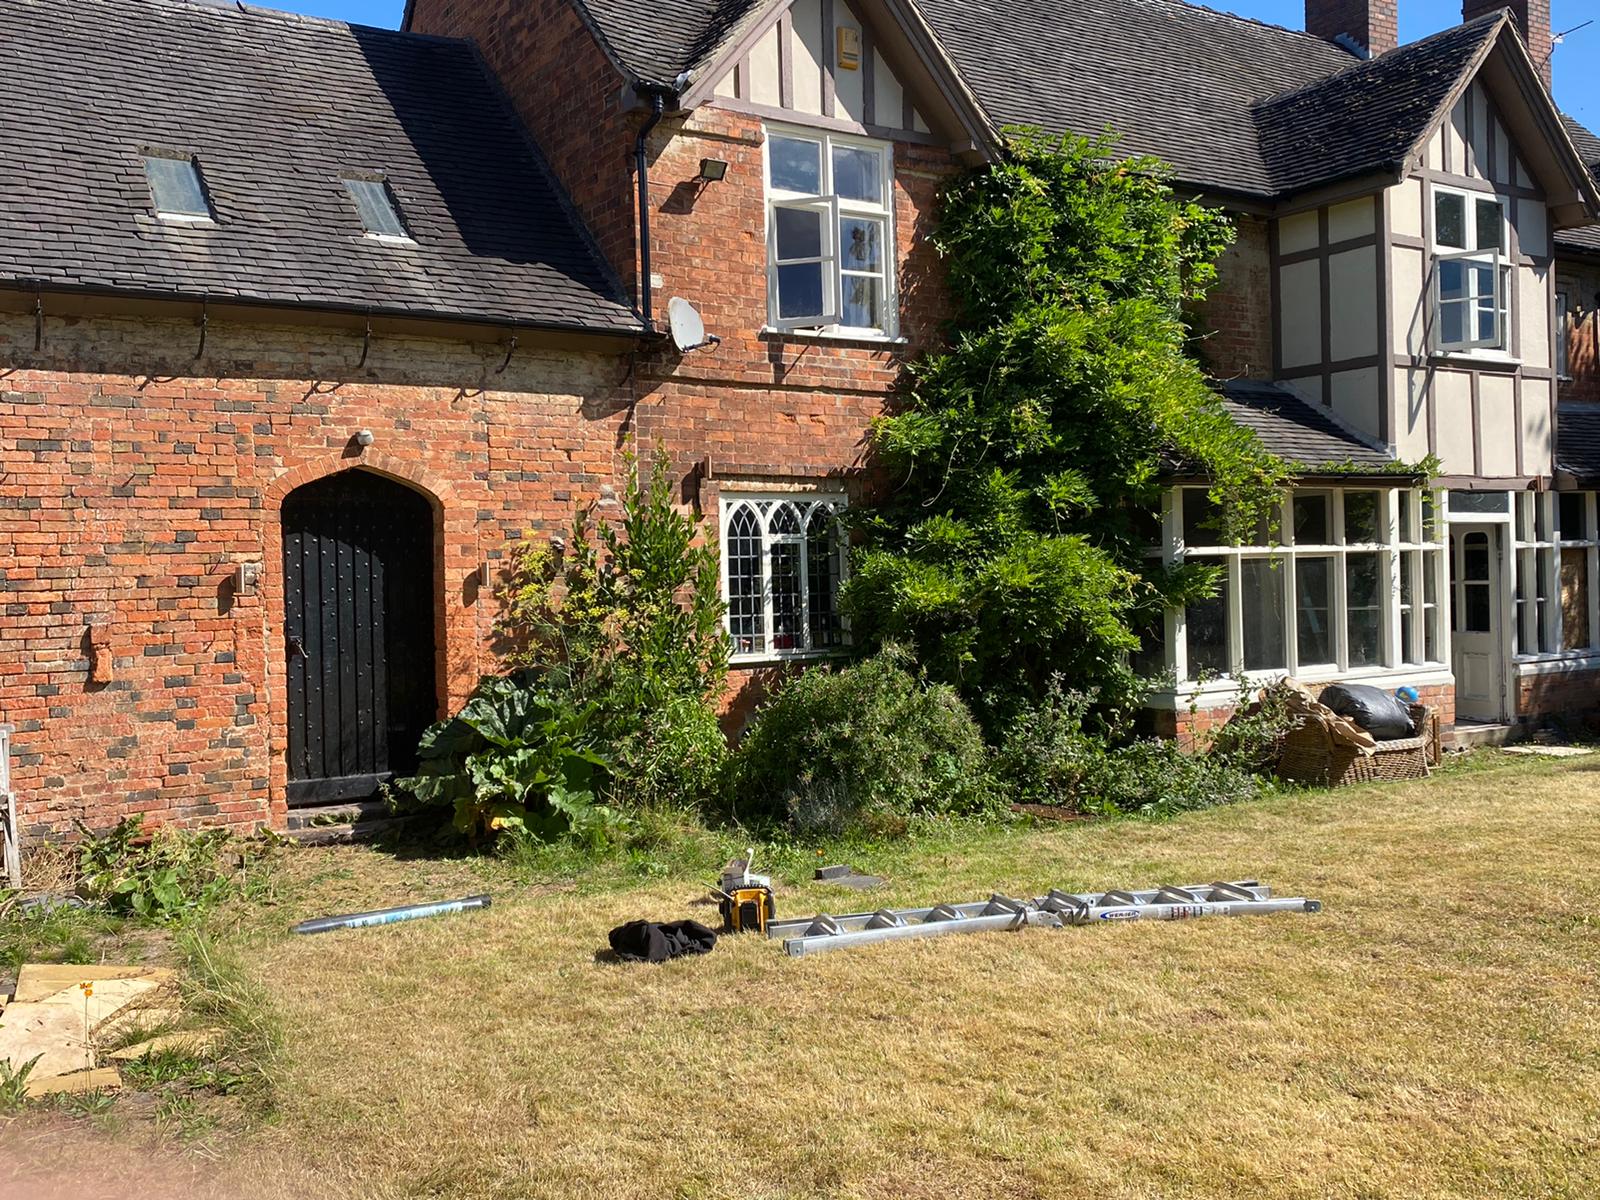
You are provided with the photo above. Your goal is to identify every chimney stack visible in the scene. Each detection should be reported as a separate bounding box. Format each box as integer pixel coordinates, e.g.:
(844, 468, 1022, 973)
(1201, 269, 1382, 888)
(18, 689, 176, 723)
(1462, 1, 1552, 90)
(1305, 0, 1399, 58)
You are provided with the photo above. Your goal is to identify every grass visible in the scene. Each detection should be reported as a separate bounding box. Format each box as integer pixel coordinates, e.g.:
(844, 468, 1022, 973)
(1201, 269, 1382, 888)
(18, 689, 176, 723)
(6, 752, 1600, 1198)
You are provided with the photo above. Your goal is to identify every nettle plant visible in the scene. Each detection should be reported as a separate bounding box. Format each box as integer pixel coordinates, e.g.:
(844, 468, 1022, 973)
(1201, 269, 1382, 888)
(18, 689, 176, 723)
(843, 129, 1287, 732)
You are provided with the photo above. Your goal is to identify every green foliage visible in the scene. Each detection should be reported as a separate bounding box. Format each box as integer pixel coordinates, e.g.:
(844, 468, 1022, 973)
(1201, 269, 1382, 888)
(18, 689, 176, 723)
(728, 648, 999, 836)
(76, 816, 250, 923)
(844, 130, 1287, 730)
(995, 677, 1276, 818)
(396, 674, 616, 845)
(0, 1055, 40, 1114)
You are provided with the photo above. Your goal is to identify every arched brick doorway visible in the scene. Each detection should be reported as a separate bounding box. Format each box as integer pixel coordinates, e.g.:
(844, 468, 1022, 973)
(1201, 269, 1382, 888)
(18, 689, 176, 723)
(280, 468, 438, 806)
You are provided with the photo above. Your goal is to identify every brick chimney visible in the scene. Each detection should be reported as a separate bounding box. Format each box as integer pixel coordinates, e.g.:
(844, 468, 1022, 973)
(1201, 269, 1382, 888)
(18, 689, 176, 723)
(1463, 0, 1552, 90)
(1305, 0, 1399, 58)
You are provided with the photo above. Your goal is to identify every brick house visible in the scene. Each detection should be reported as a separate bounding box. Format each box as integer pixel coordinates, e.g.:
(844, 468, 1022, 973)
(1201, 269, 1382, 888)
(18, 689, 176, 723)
(2, 0, 1599, 840)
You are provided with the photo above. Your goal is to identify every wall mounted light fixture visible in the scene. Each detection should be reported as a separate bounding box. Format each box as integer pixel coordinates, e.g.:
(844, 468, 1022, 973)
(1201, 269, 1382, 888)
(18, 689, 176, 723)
(697, 158, 729, 183)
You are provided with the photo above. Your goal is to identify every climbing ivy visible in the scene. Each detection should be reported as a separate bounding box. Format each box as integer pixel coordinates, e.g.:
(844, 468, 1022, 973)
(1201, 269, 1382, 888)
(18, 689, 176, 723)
(841, 130, 1288, 732)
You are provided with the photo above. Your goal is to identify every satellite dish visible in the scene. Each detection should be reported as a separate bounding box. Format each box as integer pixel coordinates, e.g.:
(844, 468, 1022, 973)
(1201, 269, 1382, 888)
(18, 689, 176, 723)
(667, 296, 721, 353)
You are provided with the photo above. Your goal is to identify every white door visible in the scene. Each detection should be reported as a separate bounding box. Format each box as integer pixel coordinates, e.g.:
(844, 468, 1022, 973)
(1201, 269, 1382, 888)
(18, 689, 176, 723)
(1451, 526, 1503, 722)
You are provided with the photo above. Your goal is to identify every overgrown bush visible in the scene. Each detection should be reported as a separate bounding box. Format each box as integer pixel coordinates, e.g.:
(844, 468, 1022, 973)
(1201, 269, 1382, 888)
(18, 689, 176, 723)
(843, 130, 1287, 732)
(399, 446, 727, 844)
(396, 673, 615, 845)
(76, 816, 252, 923)
(728, 648, 997, 836)
(994, 677, 1276, 818)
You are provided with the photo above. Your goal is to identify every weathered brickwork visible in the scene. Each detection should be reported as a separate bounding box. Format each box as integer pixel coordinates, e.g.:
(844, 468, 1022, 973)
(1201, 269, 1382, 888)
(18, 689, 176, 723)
(1517, 665, 1600, 724)
(1191, 214, 1274, 383)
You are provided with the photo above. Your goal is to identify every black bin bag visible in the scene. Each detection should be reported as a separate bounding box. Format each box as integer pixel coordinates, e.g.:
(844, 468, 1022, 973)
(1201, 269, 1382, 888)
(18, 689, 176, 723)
(1317, 683, 1416, 741)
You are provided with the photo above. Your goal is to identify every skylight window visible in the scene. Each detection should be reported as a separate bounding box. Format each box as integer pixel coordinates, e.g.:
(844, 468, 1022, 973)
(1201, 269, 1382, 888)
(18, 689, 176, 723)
(344, 177, 409, 240)
(143, 154, 213, 220)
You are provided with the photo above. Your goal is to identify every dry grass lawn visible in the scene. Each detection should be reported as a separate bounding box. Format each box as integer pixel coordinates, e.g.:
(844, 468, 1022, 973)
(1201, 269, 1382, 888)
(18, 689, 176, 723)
(15, 753, 1600, 1198)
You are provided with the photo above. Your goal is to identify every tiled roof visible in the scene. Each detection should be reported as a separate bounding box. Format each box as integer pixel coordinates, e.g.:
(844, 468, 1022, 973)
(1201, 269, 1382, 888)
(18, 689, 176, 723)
(572, 0, 766, 87)
(1556, 116, 1600, 254)
(0, 0, 642, 333)
(1253, 15, 1501, 194)
(1217, 380, 1401, 474)
(915, 0, 1356, 198)
(1556, 406, 1600, 484)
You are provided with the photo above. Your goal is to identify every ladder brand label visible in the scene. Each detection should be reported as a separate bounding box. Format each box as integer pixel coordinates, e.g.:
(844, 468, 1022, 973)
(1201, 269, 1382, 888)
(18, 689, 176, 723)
(1098, 909, 1140, 920)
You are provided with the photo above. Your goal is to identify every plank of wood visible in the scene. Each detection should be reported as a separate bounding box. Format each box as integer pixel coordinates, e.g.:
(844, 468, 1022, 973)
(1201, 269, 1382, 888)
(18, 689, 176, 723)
(24, 1066, 121, 1097)
(13, 964, 176, 1004)
(32, 977, 169, 1030)
(107, 1028, 223, 1062)
(95, 1005, 183, 1043)
(0, 1001, 93, 1080)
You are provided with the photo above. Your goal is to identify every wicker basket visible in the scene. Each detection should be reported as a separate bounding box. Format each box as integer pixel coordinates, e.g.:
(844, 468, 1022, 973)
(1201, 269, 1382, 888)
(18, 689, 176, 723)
(1276, 705, 1434, 786)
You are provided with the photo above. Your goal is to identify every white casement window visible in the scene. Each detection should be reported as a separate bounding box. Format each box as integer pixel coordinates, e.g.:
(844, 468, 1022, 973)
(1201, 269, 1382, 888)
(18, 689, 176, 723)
(764, 127, 894, 337)
(1556, 290, 1571, 380)
(1516, 491, 1600, 657)
(720, 493, 849, 661)
(1431, 187, 1508, 354)
(1162, 486, 1447, 684)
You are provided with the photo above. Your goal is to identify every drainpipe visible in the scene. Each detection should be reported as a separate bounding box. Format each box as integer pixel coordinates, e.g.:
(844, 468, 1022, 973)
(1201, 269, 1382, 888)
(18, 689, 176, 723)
(634, 88, 668, 334)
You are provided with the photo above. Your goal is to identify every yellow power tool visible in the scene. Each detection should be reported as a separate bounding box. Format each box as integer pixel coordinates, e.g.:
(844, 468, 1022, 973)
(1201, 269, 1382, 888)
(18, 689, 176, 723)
(715, 848, 776, 934)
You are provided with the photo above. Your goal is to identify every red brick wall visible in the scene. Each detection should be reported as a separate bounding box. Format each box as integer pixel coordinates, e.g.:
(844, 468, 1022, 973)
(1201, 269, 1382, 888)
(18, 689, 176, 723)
(1190, 214, 1273, 383)
(1305, 0, 1398, 57)
(1517, 665, 1600, 721)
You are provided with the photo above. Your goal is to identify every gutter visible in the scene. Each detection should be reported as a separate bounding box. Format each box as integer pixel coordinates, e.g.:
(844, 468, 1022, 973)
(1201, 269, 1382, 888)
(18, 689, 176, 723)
(633, 85, 670, 334)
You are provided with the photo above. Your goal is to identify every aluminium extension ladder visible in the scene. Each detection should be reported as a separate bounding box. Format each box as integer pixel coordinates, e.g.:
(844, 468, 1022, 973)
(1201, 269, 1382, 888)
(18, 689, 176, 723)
(768, 880, 1321, 957)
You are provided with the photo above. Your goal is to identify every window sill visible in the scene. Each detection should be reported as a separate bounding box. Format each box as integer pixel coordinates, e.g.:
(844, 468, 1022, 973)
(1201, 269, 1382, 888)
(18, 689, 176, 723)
(760, 327, 907, 349)
(155, 213, 216, 227)
(730, 648, 850, 668)
(1429, 350, 1521, 371)
(361, 233, 418, 248)
(1144, 663, 1454, 708)
(1512, 651, 1600, 674)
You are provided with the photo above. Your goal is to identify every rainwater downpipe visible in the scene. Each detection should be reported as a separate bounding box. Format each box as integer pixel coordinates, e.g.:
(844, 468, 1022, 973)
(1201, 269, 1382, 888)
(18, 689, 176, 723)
(634, 87, 668, 333)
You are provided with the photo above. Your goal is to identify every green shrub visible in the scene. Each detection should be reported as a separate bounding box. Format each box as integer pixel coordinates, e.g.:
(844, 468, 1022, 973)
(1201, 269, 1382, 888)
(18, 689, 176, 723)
(728, 648, 997, 835)
(76, 816, 252, 923)
(994, 677, 1275, 817)
(492, 443, 727, 814)
(395, 674, 617, 846)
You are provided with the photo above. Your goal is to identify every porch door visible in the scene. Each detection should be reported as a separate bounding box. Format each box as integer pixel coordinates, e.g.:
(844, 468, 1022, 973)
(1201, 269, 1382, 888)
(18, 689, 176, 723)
(281, 470, 438, 806)
(1450, 525, 1503, 723)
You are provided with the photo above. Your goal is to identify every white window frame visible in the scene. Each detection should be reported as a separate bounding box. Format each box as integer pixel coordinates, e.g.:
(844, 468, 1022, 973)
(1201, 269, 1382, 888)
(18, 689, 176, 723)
(1159, 486, 1448, 687)
(1556, 290, 1571, 380)
(763, 125, 896, 339)
(719, 492, 851, 663)
(1429, 185, 1508, 355)
(1515, 490, 1600, 659)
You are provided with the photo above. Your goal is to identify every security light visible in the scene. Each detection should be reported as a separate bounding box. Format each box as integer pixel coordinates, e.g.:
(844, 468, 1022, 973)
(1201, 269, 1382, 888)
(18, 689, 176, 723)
(698, 157, 729, 183)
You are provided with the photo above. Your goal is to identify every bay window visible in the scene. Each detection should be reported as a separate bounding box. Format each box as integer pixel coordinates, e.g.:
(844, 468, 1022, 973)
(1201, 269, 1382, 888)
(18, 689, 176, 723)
(1163, 486, 1446, 684)
(721, 493, 849, 660)
(1431, 187, 1507, 354)
(765, 127, 894, 337)
(1517, 491, 1600, 657)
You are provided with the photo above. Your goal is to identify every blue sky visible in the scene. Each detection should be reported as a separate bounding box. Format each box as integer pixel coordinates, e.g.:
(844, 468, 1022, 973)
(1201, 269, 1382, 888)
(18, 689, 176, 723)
(274, 0, 1598, 121)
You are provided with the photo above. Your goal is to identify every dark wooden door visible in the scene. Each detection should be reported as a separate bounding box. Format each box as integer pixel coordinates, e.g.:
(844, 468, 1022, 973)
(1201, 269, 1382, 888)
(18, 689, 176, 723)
(282, 470, 437, 806)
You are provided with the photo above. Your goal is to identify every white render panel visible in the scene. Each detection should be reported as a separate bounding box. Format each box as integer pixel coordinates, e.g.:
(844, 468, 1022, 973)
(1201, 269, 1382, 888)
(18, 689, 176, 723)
(1425, 126, 1443, 172)
(1519, 264, 1551, 370)
(1279, 258, 1322, 369)
(1493, 115, 1510, 183)
(1516, 196, 1549, 259)
(1392, 177, 1424, 239)
(1328, 246, 1378, 361)
(1330, 367, 1381, 444)
(791, 0, 825, 115)
(1328, 196, 1375, 243)
(1445, 98, 1467, 174)
(1287, 375, 1324, 406)
(873, 48, 902, 128)
(1516, 157, 1533, 189)
(749, 23, 781, 107)
(1523, 378, 1553, 473)
(912, 109, 929, 134)
(1395, 367, 1429, 461)
(1279, 210, 1319, 255)
(1468, 83, 1489, 177)
(832, 1, 865, 122)
(714, 68, 736, 99)
(1391, 244, 1427, 357)
(1434, 370, 1475, 474)
(1478, 374, 1517, 476)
